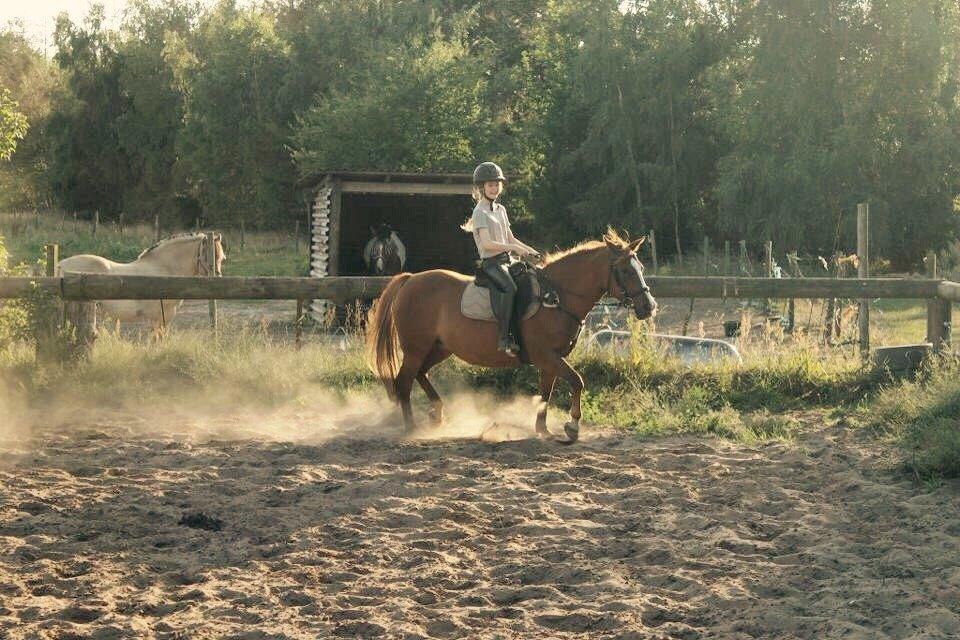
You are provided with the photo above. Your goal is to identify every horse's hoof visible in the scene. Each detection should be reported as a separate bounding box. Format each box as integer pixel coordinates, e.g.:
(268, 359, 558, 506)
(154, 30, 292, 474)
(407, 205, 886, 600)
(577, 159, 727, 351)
(563, 420, 580, 444)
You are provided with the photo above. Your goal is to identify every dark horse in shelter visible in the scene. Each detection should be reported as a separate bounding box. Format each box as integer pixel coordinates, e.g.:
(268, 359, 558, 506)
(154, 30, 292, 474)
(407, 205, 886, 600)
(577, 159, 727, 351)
(363, 223, 406, 276)
(367, 229, 657, 443)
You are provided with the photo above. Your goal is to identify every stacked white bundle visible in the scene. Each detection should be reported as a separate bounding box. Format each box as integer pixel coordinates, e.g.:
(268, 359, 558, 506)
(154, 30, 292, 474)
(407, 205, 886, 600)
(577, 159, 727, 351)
(310, 185, 332, 320)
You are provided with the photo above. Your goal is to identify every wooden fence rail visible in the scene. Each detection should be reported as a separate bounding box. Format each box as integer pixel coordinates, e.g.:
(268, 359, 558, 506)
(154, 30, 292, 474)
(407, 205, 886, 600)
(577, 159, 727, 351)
(0, 274, 953, 357)
(0, 274, 946, 302)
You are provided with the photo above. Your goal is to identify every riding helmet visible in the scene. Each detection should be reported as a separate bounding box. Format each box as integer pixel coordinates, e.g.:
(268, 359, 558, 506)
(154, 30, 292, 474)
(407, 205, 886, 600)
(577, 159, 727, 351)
(473, 162, 506, 184)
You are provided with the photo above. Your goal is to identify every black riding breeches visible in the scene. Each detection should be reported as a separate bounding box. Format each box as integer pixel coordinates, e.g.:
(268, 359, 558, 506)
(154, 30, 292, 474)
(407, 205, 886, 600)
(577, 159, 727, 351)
(480, 254, 517, 342)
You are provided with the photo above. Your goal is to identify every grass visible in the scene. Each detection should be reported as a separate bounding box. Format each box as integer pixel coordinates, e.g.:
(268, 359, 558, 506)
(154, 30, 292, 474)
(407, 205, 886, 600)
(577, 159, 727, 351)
(858, 355, 960, 480)
(0, 318, 876, 447)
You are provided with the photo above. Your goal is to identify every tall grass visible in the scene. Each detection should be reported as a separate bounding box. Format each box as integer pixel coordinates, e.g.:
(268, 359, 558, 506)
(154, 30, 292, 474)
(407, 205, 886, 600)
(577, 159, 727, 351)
(0, 319, 878, 445)
(860, 356, 960, 479)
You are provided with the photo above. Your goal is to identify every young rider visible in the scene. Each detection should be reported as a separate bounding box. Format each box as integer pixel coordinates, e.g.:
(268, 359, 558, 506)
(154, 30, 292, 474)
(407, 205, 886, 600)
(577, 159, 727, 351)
(465, 161, 539, 356)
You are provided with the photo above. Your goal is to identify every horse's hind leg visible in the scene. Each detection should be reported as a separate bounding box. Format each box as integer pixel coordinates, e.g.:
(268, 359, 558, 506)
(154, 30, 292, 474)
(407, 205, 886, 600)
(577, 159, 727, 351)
(417, 343, 451, 425)
(394, 356, 422, 433)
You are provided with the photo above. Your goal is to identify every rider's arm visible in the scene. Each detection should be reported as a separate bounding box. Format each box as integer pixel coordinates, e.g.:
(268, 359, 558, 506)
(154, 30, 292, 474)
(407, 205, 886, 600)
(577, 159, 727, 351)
(476, 227, 518, 255)
(504, 226, 538, 256)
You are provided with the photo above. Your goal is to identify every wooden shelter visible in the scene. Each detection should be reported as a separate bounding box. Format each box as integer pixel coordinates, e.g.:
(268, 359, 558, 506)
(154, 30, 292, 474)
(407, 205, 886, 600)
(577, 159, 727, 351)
(306, 171, 477, 317)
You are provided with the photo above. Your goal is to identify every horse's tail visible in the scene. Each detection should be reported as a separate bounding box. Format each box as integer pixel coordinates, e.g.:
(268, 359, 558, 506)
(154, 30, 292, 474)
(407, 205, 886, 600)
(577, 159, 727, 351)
(367, 272, 413, 401)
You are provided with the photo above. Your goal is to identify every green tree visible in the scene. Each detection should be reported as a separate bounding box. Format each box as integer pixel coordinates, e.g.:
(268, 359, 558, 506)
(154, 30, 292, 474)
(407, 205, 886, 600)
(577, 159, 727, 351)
(0, 87, 28, 161)
(292, 39, 483, 175)
(711, 0, 960, 267)
(174, 1, 295, 227)
(536, 0, 724, 251)
(45, 6, 132, 216)
(115, 0, 199, 223)
(0, 26, 56, 209)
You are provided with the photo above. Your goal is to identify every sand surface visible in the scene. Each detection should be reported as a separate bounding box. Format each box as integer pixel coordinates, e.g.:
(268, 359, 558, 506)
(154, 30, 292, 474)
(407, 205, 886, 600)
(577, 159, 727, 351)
(1, 404, 959, 639)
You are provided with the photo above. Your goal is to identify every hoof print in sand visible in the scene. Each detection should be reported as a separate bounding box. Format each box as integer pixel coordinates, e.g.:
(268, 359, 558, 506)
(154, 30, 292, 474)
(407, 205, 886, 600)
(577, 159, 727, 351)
(178, 512, 224, 531)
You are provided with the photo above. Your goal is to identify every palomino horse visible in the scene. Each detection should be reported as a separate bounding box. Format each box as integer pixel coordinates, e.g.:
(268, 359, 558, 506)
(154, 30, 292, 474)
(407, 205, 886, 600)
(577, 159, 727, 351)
(367, 229, 657, 443)
(58, 232, 226, 328)
(363, 223, 406, 276)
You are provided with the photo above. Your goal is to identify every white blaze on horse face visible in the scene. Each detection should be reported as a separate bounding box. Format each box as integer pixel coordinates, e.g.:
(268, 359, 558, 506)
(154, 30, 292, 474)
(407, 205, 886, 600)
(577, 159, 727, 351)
(630, 256, 644, 281)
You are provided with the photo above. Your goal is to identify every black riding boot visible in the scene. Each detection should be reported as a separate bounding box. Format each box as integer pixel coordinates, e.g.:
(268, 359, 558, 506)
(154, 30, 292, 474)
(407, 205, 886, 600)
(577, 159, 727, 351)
(481, 256, 519, 355)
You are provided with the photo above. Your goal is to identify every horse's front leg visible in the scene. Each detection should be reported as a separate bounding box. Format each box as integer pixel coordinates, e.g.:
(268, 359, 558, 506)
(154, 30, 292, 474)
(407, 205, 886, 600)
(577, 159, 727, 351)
(535, 373, 556, 437)
(532, 354, 583, 444)
(554, 358, 584, 443)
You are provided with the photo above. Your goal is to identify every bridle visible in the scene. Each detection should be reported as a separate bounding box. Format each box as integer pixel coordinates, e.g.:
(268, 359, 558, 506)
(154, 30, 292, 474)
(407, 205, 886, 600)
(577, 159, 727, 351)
(540, 251, 651, 327)
(605, 255, 651, 308)
(370, 237, 397, 274)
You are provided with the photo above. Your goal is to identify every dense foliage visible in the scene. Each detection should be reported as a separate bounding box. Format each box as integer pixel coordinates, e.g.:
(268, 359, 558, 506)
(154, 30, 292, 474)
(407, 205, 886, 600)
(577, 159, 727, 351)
(3, 0, 960, 266)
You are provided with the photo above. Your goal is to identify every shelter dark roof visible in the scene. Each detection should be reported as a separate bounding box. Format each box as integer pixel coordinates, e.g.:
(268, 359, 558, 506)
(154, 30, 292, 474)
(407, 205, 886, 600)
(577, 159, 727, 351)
(299, 170, 475, 189)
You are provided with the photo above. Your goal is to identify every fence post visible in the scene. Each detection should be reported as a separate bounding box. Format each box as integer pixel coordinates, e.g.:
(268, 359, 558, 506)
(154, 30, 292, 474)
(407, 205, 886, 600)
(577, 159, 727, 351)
(648, 229, 658, 274)
(206, 231, 219, 333)
(93, 210, 99, 237)
(723, 240, 731, 277)
(118, 212, 124, 237)
(786, 252, 800, 333)
(296, 299, 304, 350)
(738, 240, 748, 276)
(154, 214, 161, 242)
(927, 298, 951, 352)
(295, 219, 301, 253)
(926, 250, 938, 279)
(240, 217, 246, 252)
(45, 243, 59, 277)
(37, 244, 62, 361)
(65, 301, 97, 359)
(857, 203, 870, 358)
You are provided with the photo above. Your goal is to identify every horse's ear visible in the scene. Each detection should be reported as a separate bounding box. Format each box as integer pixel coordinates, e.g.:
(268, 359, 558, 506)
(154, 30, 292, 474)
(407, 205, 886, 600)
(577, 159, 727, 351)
(604, 237, 624, 254)
(628, 236, 646, 253)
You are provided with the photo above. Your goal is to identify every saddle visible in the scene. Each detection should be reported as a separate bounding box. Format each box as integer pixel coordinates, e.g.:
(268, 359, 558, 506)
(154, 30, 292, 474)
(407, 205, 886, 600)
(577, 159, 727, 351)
(460, 261, 560, 330)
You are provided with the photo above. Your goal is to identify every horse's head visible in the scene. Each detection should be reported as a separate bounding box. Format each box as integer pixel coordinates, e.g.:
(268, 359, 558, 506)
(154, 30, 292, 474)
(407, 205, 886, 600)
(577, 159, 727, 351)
(604, 231, 657, 320)
(372, 223, 393, 241)
(367, 225, 403, 276)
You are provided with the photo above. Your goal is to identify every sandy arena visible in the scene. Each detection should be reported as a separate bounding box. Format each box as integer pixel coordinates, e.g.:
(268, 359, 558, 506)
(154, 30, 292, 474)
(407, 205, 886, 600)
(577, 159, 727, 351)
(1, 398, 959, 639)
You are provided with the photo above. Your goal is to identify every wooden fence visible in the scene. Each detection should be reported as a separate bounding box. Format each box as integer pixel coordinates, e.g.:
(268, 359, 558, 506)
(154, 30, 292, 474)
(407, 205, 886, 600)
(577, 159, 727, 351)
(0, 273, 953, 356)
(0, 274, 946, 302)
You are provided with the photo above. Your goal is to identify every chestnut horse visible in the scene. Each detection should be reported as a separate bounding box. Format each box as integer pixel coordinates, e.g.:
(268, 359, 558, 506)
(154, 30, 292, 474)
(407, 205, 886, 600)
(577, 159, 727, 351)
(367, 230, 658, 443)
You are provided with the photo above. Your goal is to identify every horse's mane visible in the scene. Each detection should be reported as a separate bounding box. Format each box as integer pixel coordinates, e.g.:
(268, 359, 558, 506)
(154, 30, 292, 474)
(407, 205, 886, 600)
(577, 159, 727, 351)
(137, 232, 206, 259)
(543, 228, 629, 265)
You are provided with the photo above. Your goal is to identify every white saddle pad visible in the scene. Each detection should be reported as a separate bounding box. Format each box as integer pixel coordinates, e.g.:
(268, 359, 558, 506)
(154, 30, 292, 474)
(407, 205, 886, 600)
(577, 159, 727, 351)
(460, 281, 540, 322)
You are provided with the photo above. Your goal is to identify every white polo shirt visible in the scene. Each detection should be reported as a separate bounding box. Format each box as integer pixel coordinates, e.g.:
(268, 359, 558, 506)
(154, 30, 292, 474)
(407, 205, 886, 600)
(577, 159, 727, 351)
(471, 200, 511, 259)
